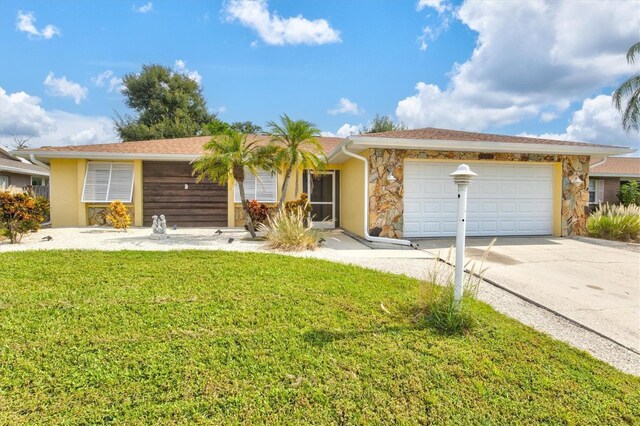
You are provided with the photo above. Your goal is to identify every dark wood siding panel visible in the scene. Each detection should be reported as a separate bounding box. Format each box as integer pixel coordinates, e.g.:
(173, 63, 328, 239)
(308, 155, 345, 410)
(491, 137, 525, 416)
(142, 161, 228, 227)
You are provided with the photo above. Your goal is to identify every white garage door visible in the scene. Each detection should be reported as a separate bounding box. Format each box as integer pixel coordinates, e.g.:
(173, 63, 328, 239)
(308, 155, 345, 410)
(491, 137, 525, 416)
(403, 161, 554, 237)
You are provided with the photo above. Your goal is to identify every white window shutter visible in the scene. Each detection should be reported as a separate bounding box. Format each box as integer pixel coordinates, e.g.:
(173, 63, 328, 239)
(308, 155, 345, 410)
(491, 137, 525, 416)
(107, 163, 134, 202)
(596, 179, 605, 204)
(82, 162, 134, 203)
(82, 162, 111, 202)
(256, 170, 277, 203)
(235, 168, 256, 202)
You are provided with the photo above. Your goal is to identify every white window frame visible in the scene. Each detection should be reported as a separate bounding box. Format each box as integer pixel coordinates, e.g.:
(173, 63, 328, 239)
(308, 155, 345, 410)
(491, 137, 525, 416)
(0, 176, 8, 189)
(234, 168, 278, 203)
(81, 162, 135, 203)
(588, 178, 603, 205)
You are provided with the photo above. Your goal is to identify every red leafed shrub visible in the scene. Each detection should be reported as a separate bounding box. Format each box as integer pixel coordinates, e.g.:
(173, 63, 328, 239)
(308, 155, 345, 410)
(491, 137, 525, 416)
(245, 199, 270, 229)
(0, 191, 49, 244)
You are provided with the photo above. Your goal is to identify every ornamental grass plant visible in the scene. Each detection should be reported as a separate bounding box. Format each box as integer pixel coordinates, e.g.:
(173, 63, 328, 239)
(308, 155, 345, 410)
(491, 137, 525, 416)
(587, 203, 640, 242)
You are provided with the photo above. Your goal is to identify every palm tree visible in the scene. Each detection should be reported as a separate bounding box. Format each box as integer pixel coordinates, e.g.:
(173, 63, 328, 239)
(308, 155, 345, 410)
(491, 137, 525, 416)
(267, 114, 327, 209)
(613, 42, 640, 132)
(192, 130, 274, 238)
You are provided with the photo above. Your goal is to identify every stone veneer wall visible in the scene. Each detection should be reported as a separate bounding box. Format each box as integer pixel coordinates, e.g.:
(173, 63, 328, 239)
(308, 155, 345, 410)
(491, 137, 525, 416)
(368, 149, 590, 238)
(87, 205, 135, 226)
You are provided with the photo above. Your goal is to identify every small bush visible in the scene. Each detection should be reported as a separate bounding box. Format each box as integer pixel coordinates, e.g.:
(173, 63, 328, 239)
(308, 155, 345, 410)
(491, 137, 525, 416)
(259, 207, 323, 251)
(285, 193, 312, 216)
(618, 180, 640, 206)
(106, 200, 131, 231)
(245, 200, 270, 229)
(417, 240, 494, 334)
(0, 191, 49, 244)
(587, 203, 640, 242)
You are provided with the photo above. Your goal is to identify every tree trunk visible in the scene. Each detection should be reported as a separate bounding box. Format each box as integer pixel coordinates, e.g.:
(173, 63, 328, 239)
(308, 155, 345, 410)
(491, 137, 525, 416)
(278, 165, 294, 210)
(234, 168, 257, 238)
(295, 169, 300, 197)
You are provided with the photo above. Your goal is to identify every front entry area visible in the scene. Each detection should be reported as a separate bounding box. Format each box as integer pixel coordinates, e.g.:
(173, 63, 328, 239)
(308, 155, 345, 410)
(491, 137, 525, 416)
(304, 170, 340, 228)
(142, 161, 228, 227)
(403, 161, 555, 238)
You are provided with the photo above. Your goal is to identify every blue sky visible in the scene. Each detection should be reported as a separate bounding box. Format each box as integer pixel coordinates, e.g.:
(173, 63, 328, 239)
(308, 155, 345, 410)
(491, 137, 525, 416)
(0, 0, 638, 152)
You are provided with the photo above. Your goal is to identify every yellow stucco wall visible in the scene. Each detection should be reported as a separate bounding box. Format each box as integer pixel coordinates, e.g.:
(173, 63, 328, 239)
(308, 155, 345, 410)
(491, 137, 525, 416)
(50, 159, 142, 227)
(338, 156, 366, 237)
(50, 159, 82, 227)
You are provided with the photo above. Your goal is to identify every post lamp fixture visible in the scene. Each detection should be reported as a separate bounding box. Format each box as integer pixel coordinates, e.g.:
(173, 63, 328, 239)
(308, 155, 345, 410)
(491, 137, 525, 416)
(387, 166, 397, 183)
(449, 164, 477, 309)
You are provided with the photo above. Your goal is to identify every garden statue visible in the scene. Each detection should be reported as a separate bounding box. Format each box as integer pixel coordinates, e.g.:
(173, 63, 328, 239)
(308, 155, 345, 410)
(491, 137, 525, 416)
(150, 214, 168, 239)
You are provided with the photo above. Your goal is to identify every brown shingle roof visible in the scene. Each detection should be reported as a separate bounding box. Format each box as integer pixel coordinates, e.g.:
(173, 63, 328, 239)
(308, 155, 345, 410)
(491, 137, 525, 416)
(18, 135, 343, 157)
(590, 157, 640, 176)
(360, 127, 624, 148)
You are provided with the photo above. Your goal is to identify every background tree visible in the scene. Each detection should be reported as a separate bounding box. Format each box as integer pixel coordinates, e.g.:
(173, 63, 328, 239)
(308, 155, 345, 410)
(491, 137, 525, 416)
(268, 114, 326, 208)
(230, 121, 263, 134)
(11, 136, 31, 150)
(361, 114, 407, 134)
(613, 42, 640, 132)
(192, 130, 274, 238)
(115, 64, 215, 141)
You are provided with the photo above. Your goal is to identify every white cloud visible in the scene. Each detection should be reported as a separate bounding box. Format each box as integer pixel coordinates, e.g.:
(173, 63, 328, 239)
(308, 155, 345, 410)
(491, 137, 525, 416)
(398, 0, 639, 130)
(328, 98, 362, 115)
(521, 94, 640, 151)
(174, 60, 202, 84)
(91, 70, 123, 93)
(0, 88, 55, 137)
(16, 11, 60, 39)
(224, 0, 341, 46)
(416, 0, 448, 13)
(0, 87, 117, 148)
(321, 123, 362, 138)
(134, 2, 153, 13)
(43, 72, 88, 104)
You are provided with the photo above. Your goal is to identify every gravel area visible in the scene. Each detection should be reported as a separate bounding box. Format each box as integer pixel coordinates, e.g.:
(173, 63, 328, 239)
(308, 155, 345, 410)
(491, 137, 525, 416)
(2, 226, 638, 375)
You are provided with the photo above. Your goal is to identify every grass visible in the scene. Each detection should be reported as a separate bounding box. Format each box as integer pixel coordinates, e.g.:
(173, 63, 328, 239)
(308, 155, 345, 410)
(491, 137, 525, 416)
(0, 251, 638, 424)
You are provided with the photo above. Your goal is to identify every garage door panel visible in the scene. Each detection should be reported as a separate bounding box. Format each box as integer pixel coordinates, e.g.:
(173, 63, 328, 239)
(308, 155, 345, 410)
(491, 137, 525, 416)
(403, 161, 553, 237)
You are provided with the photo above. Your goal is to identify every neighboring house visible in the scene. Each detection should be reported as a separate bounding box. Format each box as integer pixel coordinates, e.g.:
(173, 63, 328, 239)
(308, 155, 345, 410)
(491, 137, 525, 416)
(0, 146, 49, 191)
(15, 127, 633, 239)
(588, 157, 640, 206)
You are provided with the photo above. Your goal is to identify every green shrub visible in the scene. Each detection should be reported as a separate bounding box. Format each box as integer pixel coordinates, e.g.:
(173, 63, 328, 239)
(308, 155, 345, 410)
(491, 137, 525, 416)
(587, 203, 640, 242)
(417, 241, 494, 334)
(0, 191, 49, 244)
(284, 193, 312, 216)
(618, 180, 640, 206)
(259, 206, 323, 251)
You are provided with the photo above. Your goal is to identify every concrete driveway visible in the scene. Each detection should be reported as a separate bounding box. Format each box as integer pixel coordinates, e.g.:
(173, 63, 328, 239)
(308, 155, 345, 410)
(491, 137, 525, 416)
(416, 237, 640, 353)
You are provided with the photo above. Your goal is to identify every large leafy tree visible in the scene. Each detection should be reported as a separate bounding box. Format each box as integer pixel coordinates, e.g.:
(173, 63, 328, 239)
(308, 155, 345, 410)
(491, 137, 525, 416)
(115, 64, 215, 141)
(613, 42, 640, 132)
(267, 114, 326, 208)
(361, 114, 407, 134)
(192, 130, 274, 238)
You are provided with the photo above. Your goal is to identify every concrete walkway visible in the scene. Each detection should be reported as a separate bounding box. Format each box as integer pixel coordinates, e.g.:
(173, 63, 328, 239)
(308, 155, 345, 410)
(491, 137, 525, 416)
(2, 228, 639, 375)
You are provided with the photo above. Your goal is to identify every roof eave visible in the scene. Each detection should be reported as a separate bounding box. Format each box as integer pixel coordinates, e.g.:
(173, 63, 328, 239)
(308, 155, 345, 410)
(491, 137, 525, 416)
(327, 136, 635, 162)
(589, 173, 640, 178)
(0, 165, 50, 177)
(13, 152, 200, 161)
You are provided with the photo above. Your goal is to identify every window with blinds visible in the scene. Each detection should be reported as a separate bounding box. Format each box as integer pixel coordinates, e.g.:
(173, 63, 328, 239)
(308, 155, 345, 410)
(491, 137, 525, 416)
(234, 169, 277, 203)
(82, 162, 135, 203)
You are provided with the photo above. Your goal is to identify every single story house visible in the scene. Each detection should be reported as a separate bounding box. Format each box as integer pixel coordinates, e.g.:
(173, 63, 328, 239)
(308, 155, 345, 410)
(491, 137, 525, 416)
(15, 127, 633, 240)
(0, 146, 49, 190)
(588, 156, 640, 206)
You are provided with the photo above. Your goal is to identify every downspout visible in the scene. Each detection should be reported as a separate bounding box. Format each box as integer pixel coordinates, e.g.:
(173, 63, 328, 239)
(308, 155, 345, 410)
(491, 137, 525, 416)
(30, 155, 50, 170)
(341, 143, 416, 248)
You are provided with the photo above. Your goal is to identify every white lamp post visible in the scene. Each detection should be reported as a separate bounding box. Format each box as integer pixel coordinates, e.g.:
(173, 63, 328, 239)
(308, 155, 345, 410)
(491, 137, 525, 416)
(449, 164, 477, 309)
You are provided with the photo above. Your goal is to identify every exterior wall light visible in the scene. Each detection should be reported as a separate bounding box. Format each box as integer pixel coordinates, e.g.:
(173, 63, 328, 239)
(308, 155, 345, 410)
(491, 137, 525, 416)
(570, 175, 583, 186)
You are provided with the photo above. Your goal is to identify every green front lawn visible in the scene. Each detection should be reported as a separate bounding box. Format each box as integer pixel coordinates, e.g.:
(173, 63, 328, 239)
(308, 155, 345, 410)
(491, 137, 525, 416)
(0, 251, 638, 424)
